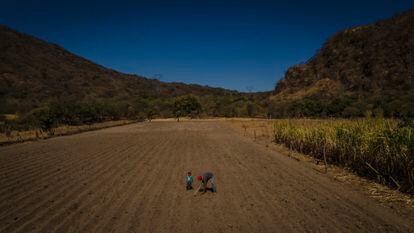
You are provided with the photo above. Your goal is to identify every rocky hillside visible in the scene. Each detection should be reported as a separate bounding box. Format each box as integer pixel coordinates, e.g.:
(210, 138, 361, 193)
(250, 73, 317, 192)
(272, 9, 414, 117)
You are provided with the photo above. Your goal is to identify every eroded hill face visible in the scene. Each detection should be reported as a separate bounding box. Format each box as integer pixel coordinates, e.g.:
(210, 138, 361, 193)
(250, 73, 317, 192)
(272, 10, 414, 117)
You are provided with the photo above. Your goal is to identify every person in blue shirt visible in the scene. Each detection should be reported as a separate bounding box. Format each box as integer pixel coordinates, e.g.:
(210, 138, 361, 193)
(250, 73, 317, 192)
(186, 171, 193, 190)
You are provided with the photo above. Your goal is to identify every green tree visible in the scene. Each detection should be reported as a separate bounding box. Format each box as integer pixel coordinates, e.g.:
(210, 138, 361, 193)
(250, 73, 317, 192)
(246, 102, 258, 117)
(145, 106, 156, 122)
(78, 103, 99, 125)
(173, 95, 202, 121)
(28, 106, 58, 136)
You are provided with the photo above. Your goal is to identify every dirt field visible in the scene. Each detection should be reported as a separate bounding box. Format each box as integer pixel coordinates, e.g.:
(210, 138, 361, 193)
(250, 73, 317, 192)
(0, 119, 135, 146)
(1, 121, 413, 233)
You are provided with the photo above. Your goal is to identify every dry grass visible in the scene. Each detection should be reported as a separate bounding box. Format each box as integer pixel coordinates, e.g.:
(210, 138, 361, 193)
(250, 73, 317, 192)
(226, 118, 414, 205)
(270, 119, 413, 194)
(0, 120, 135, 146)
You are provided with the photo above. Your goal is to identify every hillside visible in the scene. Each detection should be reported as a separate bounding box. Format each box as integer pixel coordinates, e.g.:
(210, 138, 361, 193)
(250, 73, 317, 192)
(0, 25, 268, 121)
(271, 9, 414, 117)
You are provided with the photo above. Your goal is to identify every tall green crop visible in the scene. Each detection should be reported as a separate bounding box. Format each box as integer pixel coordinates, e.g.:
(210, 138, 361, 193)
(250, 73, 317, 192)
(272, 118, 414, 194)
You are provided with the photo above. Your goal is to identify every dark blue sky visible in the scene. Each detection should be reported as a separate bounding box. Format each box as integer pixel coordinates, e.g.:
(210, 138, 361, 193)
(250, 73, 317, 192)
(1, 0, 413, 91)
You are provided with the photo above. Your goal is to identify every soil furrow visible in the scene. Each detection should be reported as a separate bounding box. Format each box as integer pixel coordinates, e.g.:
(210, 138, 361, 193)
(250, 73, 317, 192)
(0, 121, 412, 233)
(0, 137, 133, 222)
(0, 138, 138, 232)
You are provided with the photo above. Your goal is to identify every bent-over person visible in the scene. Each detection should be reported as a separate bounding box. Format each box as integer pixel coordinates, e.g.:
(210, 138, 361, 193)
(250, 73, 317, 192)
(194, 171, 216, 195)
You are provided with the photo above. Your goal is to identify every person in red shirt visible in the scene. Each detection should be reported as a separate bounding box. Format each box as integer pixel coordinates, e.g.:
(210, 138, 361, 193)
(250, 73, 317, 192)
(194, 171, 216, 195)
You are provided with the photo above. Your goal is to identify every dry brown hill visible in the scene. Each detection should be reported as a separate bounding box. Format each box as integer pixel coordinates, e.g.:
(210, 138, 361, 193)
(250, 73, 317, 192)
(0, 25, 248, 115)
(271, 9, 414, 117)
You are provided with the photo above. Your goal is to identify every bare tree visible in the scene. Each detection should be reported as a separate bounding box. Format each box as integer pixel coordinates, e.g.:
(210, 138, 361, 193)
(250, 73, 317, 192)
(153, 74, 164, 94)
(246, 85, 254, 93)
(152, 74, 163, 81)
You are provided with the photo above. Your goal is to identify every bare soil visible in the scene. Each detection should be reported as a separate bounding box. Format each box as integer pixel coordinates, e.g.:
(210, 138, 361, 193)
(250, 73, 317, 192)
(0, 121, 413, 233)
(0, 120, 135, 146)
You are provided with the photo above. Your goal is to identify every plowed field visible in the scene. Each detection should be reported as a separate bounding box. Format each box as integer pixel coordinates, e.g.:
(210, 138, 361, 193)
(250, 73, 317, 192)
(1, 121, 413, 232)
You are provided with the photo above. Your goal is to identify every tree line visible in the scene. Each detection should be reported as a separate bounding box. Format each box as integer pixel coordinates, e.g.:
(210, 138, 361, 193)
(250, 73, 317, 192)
(0, 94, 267, 134)
(268, 94, 414, 118)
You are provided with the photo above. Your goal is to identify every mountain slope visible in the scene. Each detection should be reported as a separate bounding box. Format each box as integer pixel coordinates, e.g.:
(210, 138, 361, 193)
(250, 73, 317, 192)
(0, 25, 266, 117)
(271, 9, 414, 117)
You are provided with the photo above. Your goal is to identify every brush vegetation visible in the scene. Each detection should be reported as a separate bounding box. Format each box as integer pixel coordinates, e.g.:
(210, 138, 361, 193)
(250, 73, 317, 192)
(271, 9, 414, 118)
(0, 25, 269, 132)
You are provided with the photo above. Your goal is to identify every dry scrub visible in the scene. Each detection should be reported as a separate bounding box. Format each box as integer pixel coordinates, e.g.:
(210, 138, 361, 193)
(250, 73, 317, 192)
(0, 120, 134, 146)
